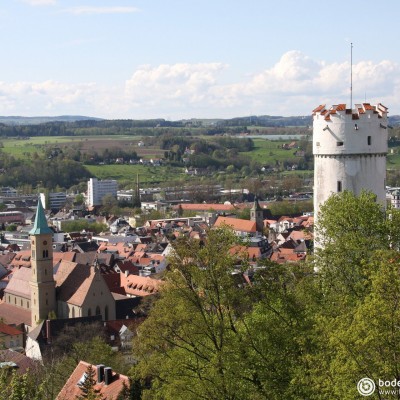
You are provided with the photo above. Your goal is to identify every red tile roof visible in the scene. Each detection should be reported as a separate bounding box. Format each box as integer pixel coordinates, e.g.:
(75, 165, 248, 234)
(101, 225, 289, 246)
(175, 203, 236, 212)
(214, 217, 257, 233)
(0, 322, 23, 336)
(4, 267, 31, 299)
(120, 274, 162, 297)
(0, 302, 31, 326)
(0, 349, 39, 374)
(56, 361, 130, 400)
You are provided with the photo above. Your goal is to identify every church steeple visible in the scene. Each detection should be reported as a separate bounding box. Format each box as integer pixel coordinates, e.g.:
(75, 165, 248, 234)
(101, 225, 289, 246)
(30, 199, 53, 235)
(29, 199, 56, 326)
(250, 196, 264, 234)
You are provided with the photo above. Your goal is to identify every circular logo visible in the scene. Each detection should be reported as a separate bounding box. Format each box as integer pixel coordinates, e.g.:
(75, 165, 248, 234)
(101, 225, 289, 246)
(357, 378, 376, 396)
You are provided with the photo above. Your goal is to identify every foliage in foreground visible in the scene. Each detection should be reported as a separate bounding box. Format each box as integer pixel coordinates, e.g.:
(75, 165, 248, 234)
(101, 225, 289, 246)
(132, 193, 400, 399)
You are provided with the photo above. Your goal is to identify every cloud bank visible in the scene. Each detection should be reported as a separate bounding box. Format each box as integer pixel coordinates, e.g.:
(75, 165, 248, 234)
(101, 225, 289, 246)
(1, 51, 399, 119)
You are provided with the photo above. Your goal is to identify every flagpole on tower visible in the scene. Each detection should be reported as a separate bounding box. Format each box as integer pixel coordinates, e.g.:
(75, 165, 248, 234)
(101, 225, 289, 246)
(350, 42, 353, 109)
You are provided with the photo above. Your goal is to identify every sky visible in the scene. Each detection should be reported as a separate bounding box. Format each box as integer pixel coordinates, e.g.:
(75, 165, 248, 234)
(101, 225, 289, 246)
(1, 0, 400, 120)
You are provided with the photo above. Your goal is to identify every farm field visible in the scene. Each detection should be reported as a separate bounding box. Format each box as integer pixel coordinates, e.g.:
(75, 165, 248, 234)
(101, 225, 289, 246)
(0, 136, 164, 159)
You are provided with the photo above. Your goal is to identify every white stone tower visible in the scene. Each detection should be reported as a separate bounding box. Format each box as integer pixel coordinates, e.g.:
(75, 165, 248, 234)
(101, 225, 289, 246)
(313, 103, 388, 221)
(29, 199, 56, 326)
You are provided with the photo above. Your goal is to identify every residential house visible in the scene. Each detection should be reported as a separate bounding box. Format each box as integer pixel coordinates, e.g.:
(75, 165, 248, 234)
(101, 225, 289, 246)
(0, 323, 24, 350)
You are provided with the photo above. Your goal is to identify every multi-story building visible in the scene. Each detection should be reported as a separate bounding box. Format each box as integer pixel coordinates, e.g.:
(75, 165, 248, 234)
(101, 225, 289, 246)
(87, 178, 118, 207)
(40, 191, 67, 211)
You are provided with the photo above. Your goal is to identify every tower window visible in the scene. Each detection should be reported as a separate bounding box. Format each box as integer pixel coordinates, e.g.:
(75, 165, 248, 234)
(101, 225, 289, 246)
(368, 136, 371, 145)
(337, 181, 342, 192)
(337, 141, 344, 146)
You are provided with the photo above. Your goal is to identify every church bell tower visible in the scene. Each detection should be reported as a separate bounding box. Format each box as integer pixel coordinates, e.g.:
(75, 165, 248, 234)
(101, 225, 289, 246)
(29, 199, 56, 326)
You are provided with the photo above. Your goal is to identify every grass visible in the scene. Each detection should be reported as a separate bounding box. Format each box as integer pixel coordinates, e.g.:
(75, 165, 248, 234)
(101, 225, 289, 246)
(242, 138, 304, 164)
(85, 164, 188, 186)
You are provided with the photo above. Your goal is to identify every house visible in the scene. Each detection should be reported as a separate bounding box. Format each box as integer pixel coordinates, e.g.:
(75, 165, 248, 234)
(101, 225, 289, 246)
(56, 361, 131, 400)
(214, 216, 257, 237)
(0, 349, 38, 374)
(0, 323, 24, 350)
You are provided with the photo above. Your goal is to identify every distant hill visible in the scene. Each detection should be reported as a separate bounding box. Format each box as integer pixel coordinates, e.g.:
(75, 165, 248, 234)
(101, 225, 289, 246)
(0, 113, 398, 128)
(0, 115, 103, 125)
(389, 115, 400, 126)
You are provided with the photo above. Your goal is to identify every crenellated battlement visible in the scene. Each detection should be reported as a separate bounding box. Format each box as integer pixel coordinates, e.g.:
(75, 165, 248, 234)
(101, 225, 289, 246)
(313, 103, 388, 122)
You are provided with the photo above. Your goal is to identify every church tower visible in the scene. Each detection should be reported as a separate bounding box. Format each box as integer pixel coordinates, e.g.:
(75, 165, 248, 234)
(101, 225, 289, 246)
(29, 199, 56, 326)
(313, 103, 388, 222)
(250, 197, 264, 234)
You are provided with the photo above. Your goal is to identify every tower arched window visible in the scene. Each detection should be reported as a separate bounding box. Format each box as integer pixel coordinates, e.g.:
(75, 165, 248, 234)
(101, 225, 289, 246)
(105, 306, 109, 321)
(96, 306, 101, 316)
(72, 307, 75, 318)
(88, 308, 92, 317)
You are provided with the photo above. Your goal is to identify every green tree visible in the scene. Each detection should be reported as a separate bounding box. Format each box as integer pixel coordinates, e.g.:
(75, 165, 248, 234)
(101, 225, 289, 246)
(132, 228, 312, 400)
(315, 190, 388, 301)
(74, 193, 85, 205)
(77, 364, 103, 400)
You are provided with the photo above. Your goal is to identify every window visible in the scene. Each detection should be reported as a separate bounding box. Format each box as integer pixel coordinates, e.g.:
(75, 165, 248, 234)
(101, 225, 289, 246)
(337, 141, 344, 146)
(72, 308, 75, 318)
(337, 181, 342, 192)
(88, 308, 92, 317)
(96, 306, 101, 315)
(368, 136, 371, 145)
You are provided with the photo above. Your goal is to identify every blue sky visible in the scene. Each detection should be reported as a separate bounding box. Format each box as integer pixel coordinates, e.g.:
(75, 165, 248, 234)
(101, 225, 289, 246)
(1, 0, 400, 119)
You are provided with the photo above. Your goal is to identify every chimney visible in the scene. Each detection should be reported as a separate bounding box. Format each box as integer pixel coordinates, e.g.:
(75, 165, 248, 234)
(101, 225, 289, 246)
(96, 364, 105, 383)
(104, 367, 112, 385)
(46, 320, 51, 344)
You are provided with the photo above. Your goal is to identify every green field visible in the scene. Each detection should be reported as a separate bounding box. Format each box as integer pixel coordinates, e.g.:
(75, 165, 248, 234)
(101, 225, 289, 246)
(3, 135, 400, 188)
(242, 138, 304, 164)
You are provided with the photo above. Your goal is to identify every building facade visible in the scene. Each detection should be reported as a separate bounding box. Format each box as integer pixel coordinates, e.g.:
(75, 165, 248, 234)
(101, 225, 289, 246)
(87, 178, 118, 207)
(313, 103, 388, 221)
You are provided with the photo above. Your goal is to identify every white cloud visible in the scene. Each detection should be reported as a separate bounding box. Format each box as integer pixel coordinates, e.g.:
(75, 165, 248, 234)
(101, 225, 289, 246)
(1, 52, 400, 118)
(61, 6, 139, 15)
(20, 0, 56, 5)
(125, 63, 227, 106)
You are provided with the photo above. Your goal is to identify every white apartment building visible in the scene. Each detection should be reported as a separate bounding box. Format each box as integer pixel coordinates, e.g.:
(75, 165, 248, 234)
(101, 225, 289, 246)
(40, 192, 67, 210)
(87, 178, 118, 207)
